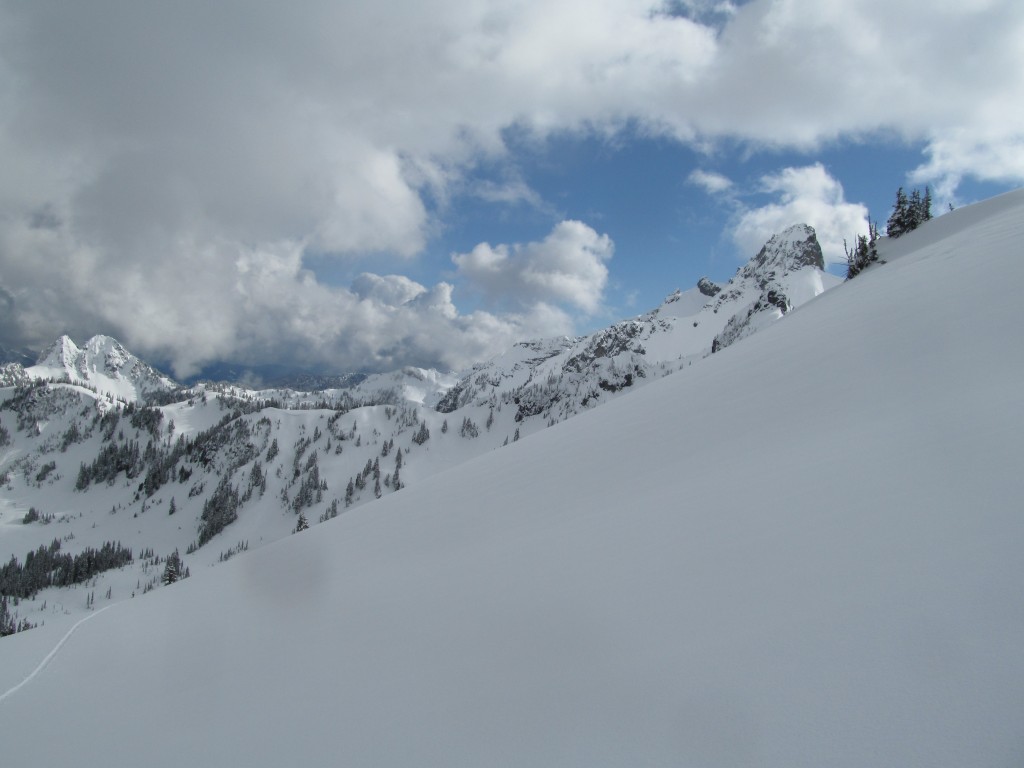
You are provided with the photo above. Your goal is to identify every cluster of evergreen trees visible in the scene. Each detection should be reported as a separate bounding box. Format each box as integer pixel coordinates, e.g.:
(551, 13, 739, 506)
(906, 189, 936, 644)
(197, 476, 241, 546)
(291, 450, 326, 512)
(886, 186, 932, 238)
(0, 595, 34, 636)
(4, 380, 86, 433)
(845, 222, 881, 279)
(126, 402, 163, 437)
(0, 539, 133, 600)
(847, 186, 933, 279)
(76, 440, 144, 488)
(411, 421, 430, 445)
(74, 407, 260, 505)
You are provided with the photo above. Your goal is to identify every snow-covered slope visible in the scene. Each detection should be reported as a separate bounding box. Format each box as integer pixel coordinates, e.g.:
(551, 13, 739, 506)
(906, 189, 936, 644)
(203, 365, 459, 410)
(27, 334, 177, 402)
(2, 190, 1022, 766)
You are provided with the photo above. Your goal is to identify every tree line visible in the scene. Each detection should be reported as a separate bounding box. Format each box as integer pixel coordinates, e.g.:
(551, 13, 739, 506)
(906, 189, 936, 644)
(0, 539, 133, 600)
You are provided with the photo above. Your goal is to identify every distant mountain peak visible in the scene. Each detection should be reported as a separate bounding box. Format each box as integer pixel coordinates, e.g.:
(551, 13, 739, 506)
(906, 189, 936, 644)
(28, 334, 177, 402)
(709, 224, 835, 353)
(739, 223, 824, 282)
(36, 334, 80, 369)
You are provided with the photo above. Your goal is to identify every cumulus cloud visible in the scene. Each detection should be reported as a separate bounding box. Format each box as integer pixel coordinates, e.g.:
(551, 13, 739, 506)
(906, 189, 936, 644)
(0, 0, 1020, 372)
(452, 221, 613, 315)
(688, 169, 734, 195)
(911, 128, 1024, 205)
(351, 274, 427, 307)
(732, 164, 869, 265)
(0, 214, 577, 378)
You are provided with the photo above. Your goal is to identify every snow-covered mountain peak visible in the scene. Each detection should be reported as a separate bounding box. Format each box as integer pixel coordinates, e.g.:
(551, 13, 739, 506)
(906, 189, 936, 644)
(738, 223, 824, 282)
(80, 335, 132, 372)
(35, 334, 80, 370)
(27, 334, 177, 402)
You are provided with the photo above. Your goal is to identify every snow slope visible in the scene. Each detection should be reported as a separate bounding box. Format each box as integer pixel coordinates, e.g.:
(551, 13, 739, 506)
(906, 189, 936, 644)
(2, 191, 1023, 765)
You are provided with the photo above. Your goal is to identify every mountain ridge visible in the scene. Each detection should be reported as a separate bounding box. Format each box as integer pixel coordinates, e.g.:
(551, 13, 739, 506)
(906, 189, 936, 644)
(0, 221, 846, 640)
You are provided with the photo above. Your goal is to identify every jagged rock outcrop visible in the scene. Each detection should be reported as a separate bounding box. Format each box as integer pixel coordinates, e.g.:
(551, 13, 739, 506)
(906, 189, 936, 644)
(697, 277, 721, 297)
(711, 225, 832, 354)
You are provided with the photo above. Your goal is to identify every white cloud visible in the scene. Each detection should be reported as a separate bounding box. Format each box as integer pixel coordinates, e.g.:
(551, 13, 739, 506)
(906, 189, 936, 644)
(732, 164, 869, 265)
(0, 0, 1021, 370)
(351, 274, 427, 307)
(471, 178, 546, 209)
(0, 215, 575, 378)
(911, 128, 1024, 206)
(453, 221, 614, 315)
(688, 169, 734, 195)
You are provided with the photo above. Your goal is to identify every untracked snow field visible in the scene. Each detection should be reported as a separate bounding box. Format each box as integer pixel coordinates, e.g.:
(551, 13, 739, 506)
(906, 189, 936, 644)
(2, 191, 1023, 766)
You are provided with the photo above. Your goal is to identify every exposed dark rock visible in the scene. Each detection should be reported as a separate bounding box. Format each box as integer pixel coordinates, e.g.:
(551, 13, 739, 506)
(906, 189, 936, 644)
(697, 277, 721, 297)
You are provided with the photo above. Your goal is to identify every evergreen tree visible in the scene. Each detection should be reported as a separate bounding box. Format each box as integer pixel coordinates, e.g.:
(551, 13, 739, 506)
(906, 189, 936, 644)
(845, 221, 881, 279)
(0, 595, 16, 636)
(294, 511, 309, 533)
(886, 187, 910, 238)
(908, 188, 923, 230)
(162, 550, 182, 585)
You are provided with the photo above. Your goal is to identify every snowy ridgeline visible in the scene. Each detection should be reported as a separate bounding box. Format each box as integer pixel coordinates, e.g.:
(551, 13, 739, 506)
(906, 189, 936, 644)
(2, 192, 1023, 764)
(0, 223, 838, 637)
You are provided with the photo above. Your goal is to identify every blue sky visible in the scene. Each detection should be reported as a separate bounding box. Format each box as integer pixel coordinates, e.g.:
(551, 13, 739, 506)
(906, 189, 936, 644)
(304, 130, 1015, 336)
(1, 0, 1021, 377)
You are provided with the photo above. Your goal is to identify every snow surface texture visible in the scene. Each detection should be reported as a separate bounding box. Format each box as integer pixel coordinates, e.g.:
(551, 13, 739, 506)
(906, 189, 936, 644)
(2, 191, 1024, 765)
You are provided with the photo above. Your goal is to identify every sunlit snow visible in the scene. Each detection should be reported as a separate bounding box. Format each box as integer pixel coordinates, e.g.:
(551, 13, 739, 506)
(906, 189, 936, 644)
(1, 191, 1023, 766)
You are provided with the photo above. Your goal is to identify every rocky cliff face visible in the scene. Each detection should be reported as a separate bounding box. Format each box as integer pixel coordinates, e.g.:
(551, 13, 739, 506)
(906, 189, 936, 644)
(710, 225, 834, 353)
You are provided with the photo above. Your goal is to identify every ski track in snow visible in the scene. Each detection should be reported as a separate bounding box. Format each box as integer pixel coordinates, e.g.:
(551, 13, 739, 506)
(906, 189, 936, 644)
(0, 604, 113, 705)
